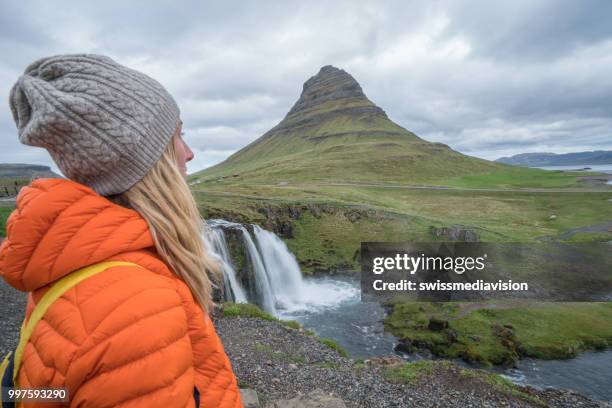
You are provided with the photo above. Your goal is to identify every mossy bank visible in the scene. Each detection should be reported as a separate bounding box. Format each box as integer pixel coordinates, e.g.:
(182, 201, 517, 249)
(385, 301, 612, 366)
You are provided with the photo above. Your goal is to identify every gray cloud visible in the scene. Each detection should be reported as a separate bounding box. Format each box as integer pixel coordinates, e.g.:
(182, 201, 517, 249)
(1, 0, 611, 174)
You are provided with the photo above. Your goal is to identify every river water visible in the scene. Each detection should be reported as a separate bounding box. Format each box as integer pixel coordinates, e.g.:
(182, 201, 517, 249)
(280, 275, 612, 403)
(277, 275, 397, 358)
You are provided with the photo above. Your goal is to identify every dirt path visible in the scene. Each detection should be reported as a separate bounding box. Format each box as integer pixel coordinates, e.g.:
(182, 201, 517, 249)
(309, 182, 612, 194)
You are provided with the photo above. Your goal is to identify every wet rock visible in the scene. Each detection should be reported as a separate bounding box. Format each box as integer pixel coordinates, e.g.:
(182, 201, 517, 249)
(308, 205, 322, 218)
(428, 317, 449, 331)
(394, 339, 416, 354)
(321, 205, 337, 215)
(289, 207, 301, 219)
(344, 210, 361, 223)
(444, 328, 459, 343)
(494, 324, 514, 339)
(493, 324, 520, 365)
(430, 225, 480, 242)
(279, 221, 294, 239)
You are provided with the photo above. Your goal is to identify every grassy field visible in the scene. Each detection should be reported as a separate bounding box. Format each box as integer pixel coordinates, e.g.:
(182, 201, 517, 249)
(194, 181, 612, 272)
(441, 167, 596, 189)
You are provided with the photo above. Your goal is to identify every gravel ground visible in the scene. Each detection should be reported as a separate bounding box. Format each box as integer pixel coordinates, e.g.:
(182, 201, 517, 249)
(0, 278, 27, 356)
(1, 278, 609, 407)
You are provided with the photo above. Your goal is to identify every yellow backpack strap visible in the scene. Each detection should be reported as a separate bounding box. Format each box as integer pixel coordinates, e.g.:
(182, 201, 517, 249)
(12, 261, 141, 384)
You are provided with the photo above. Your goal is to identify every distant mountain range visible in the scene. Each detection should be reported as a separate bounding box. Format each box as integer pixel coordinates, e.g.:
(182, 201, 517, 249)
(193, 65, 505, 185)
(0, 163, 61, 178)
(496, 151, 612, 166)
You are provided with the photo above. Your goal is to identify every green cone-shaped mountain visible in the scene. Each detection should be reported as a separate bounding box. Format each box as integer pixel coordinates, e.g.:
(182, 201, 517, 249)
(193, 66, 500, 184)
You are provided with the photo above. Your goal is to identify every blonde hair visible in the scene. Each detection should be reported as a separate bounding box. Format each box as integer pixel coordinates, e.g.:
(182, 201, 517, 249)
(111, 138, 220, 311)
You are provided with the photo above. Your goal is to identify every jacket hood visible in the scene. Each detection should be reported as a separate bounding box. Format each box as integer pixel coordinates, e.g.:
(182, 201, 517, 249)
(0, 178, 154, 292)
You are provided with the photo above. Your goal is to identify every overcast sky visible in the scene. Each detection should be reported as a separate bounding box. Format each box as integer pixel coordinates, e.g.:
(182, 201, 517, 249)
(1, 0, 611, 173)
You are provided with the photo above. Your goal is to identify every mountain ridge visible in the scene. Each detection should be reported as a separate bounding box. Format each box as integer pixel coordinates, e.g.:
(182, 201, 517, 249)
(496, 151, 612, 166)
(0, 163, 60, 178)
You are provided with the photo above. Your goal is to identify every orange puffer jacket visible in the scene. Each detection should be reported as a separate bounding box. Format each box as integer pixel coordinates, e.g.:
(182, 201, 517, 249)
(0, 178, 243, 408)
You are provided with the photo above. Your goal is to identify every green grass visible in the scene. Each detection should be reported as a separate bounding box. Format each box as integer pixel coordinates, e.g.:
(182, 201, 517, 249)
(282, 320, 302, 330)
(384, 301, 612, 366)
(0, 205, 15, 236)
(220, 302, 277, 321)
(442, 167, 592, 189)
(318, 338, 349, 358)
(385, 360, 545, 406)
(384, 359, 442, 384)
(219, 302, 302, 331)
(195, 184, 612, 272)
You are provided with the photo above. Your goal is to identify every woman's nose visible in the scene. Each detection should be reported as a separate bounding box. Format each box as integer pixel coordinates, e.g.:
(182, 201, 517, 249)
(185, 143, 194, 162)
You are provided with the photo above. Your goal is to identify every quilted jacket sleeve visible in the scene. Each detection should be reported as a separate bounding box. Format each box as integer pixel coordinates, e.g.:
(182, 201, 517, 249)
(64, 265, 197, 408)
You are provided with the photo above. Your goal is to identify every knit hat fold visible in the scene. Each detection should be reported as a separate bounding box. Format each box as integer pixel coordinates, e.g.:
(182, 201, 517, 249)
(9, 53, 180, 195)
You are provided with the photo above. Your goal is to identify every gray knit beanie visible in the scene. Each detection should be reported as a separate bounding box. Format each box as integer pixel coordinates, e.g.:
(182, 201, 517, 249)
(9, 53, 180, 195)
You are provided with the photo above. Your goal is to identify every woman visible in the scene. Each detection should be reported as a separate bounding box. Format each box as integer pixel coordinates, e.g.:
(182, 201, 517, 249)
(0, 54, 243, 407)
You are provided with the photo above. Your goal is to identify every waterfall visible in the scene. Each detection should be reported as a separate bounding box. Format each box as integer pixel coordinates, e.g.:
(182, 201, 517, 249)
(252, 225, 306, 309)
(206, 219, 356, 317)
(203, 226, 248, 303)
(240, 227, 277, 314)
(205, 219, 276, 314)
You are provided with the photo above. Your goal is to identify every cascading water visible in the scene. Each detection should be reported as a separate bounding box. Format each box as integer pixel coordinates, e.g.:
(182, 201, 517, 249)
(205, 219, 277, 314)
(252, 225, 304, 309)
(205, 219, 357, 317)
(239, 226, 277, 314)
(252, 225, 357, 315)
(203, 226, 247, 303)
